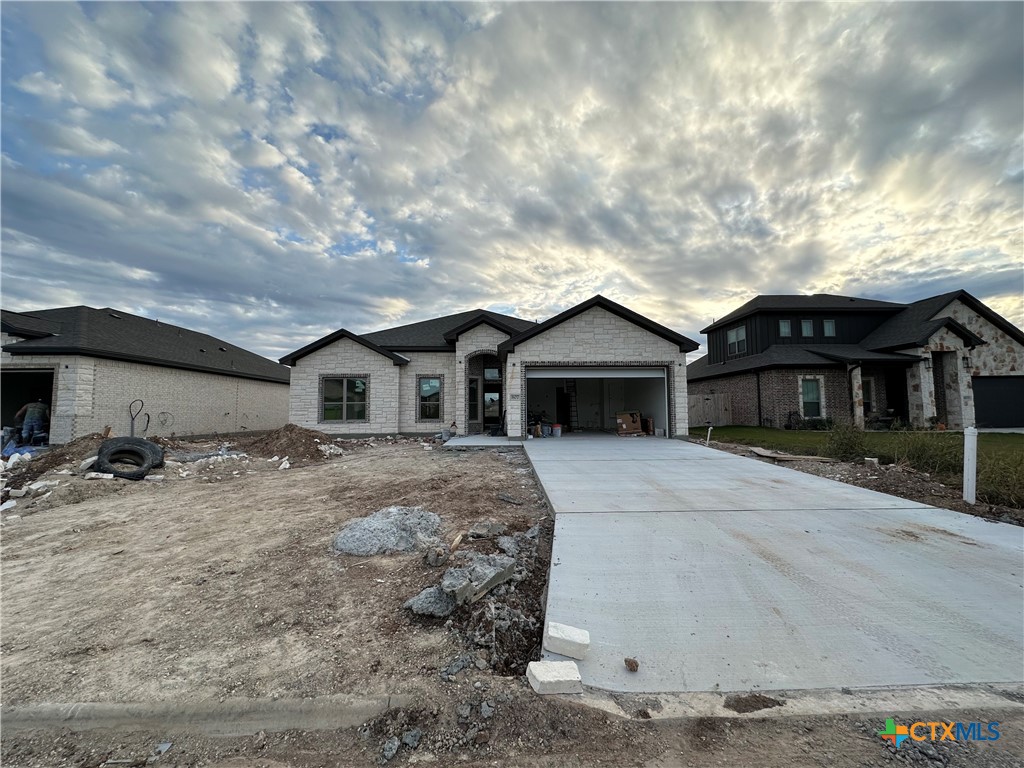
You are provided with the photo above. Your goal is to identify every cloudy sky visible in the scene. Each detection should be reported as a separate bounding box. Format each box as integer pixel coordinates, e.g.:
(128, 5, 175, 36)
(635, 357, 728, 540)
(2, 2, 1021, 361)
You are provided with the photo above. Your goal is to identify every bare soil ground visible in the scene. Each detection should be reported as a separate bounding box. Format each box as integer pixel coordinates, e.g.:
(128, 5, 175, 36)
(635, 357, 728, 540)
(2, 431, 1022, 767)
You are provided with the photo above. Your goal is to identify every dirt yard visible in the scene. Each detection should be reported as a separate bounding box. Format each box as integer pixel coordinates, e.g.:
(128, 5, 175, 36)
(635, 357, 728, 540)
(2, 430, 1022, 767)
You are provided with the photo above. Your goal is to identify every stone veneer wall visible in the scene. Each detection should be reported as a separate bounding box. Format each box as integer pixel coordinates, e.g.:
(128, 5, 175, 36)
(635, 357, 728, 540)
(287, 337, 400, 435)
(455, 324, 511, 434)
(3, 332, 288, 443)
(503, 306, 688, 438)
(940, 299, 1024, 376)
(397, 351, 457, 434)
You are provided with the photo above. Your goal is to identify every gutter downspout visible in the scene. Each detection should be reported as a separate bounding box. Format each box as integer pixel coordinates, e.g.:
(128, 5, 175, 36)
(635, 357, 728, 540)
(755, 371, 763, 427)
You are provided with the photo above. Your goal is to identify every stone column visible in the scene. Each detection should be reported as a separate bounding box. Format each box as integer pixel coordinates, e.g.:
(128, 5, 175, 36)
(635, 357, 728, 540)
(850, 365, 865, 429)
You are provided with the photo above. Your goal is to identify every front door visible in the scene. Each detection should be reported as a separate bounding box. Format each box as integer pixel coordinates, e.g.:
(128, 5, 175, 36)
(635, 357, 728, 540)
(483, 365, 502, 430)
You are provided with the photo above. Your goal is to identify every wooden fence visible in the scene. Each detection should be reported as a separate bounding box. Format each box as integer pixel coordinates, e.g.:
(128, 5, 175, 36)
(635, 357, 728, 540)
(688, 393, 732, 426)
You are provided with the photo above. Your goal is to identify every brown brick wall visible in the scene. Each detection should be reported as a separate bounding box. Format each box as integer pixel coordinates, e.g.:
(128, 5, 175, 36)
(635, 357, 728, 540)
(690, 366, 853, 427)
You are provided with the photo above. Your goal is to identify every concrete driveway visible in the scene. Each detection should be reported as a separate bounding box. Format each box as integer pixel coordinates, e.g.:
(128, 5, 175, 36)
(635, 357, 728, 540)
(525, 435, 1024, 693)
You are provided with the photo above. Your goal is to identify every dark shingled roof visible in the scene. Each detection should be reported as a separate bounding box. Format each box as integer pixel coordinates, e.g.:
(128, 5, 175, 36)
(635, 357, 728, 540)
(861, 290, 1017, 350)
(279, 309, 536, 365)
(1, 309, 62, 339)
(362, 309, 536, 349)
(2, 306, 289, 384)
(703, 294, 905, 333)
(687, 344, 919, 382)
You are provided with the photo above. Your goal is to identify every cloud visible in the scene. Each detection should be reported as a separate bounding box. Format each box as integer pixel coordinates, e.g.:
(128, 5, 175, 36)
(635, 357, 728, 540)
(1, 2, 1021, 361)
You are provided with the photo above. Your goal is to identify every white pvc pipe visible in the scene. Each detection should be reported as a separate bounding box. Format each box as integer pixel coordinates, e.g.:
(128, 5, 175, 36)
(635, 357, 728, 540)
(963, 426, 977, 505)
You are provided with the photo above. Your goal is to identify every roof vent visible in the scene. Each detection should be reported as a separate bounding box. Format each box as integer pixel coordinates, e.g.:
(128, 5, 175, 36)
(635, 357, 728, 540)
(219, 346, 227, 352)
(108, 312, 121, 319)
(199, 348, 207, 353)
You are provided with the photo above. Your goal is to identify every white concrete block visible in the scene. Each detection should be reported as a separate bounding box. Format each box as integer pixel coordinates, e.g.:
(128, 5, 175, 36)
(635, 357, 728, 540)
(144, 475, 165, 482)
(9, 488, 27, 498)
(544, 621, 590, 660)
(80, 456, 98, 471)
(85, 472, 115, 480)
(526, 661, 583, 694)
(0, 499, 16, 512)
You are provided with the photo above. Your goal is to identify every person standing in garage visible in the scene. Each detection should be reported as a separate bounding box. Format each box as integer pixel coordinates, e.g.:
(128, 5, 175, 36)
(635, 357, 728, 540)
(15, 398, 49, 443)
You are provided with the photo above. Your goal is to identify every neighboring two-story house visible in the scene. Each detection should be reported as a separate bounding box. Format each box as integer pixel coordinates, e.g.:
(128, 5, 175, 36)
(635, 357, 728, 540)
(687, 291, 1024, 429)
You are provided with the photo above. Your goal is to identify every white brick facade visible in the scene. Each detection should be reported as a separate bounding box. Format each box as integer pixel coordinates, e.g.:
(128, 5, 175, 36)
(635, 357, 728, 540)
(397, 351, 457, 433)
(3, 332, 289, 443)
(287, 337, 401, 434)
(454, 324, 511, 432)
(504, 307, 689, 438)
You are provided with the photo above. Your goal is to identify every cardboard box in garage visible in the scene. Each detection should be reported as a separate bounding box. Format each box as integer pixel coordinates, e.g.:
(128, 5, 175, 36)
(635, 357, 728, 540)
(616, 410, 643, 435)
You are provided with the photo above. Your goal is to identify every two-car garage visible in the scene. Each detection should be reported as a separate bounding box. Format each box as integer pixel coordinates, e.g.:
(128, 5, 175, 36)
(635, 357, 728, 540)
(525, 367, 670, 436)
(973, 376, 1024, 428)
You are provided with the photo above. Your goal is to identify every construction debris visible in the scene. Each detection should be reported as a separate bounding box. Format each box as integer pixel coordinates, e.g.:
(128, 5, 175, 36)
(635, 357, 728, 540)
(441, 553, 516, 605)
(332, 506, 442, 556)
(404, 586, 456, 617)
(527, 660, 583, 694)
(543, 621, 590, 660)
(468, 520, 507, 539)
(749, 446, 836, 463)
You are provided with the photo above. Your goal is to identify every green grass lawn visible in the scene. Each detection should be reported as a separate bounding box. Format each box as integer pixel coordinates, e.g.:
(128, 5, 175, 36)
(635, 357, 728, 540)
(689, 425, 1024, 506)
(689, 425, 1022, 461)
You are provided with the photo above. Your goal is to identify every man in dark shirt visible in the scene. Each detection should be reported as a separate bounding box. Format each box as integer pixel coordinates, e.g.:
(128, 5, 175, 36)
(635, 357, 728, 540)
(15, 399, 49, 443)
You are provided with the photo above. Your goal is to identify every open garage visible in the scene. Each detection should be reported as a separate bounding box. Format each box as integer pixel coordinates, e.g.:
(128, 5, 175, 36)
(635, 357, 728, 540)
(525, 367, 669, 436)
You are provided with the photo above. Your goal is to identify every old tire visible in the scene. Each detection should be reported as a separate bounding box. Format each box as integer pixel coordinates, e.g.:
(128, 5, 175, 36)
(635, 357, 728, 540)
(100, 437, 164, 468)
(96, 438, 157, 481)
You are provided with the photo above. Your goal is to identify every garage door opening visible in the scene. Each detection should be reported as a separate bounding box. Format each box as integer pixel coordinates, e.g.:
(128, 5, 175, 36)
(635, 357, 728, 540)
(1, 369, 55, 440)
(525, 367, 669, 437)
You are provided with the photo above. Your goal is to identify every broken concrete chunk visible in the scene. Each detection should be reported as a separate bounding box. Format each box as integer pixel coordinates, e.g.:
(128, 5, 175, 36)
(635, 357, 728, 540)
(543, 621, 590, 660)
(440, 553, 516, 604)
(424, 545, 450, 567)
(85, 472, 116, 480)
(144, 475, 165, 482)
(527, 660, 583, 694)
(79, 456, 98, 472)
(28, 480, 60, 494)
(9, 488, 27, 498)
(381, 736, 400, 761)
(469, 520, 507, 539)
(0, 500, 17, 513)
(333, 506, 442, 556)
(278, 459, 291, 470)
(865, 457, 880, 466)
(400, 729, 421, 749)
(403, 586, 456, 617)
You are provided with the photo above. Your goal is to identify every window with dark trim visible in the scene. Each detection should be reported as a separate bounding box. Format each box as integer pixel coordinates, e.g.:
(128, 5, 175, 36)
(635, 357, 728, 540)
(726, 326, 747, 355)
(801, 377, 822, 418)
(468, 377, 480, 421)
(418, 376, 442, 421)
(322, 376, 367, 421)
(823, 319, 836, 337)
(801, 319, 813, 337)
(779, 319, 791, 337)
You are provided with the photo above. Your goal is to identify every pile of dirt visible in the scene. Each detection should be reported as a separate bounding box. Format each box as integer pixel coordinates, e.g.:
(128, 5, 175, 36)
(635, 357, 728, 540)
(241, 423, 337, 463)
(2, 433, 107, 489)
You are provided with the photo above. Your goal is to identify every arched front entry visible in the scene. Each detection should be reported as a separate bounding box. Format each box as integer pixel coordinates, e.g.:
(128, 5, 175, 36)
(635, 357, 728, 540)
(464, 351, 502, 435)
